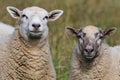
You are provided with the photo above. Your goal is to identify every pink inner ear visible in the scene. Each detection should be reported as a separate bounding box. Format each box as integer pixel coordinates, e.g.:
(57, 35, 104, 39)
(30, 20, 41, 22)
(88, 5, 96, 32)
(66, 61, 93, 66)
(67, 27, 76, 34)
(49, 12, 61, 19)
(103, 28, 116, 37)
(9, 8, 20, 17)
(104, 29, 112, 36)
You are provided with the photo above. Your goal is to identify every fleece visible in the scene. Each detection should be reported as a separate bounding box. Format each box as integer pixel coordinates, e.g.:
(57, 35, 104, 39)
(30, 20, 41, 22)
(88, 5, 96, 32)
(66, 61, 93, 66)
(0, 28, 56, 80)
(70, 43, 120, 80)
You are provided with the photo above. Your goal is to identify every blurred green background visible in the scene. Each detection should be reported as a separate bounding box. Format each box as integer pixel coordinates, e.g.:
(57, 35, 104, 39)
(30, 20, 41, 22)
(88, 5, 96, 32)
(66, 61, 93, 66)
(0, 0, 120, 80)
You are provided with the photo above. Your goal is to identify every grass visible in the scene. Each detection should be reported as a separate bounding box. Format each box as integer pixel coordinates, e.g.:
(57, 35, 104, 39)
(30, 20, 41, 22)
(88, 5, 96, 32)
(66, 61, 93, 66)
(0, 0, 120, 80)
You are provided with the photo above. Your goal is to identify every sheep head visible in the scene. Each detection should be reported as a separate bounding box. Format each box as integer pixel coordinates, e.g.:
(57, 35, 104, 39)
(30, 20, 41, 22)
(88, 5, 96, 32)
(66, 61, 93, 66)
(7, 6, 63, 42)
(66, 25, 116, 61)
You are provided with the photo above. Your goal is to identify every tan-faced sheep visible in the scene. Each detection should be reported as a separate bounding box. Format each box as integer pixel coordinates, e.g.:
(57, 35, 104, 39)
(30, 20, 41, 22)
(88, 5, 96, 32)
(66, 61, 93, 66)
(66, 25, 120, 80)
(0, 6, 63, 80)
(0, 22, 14, 37)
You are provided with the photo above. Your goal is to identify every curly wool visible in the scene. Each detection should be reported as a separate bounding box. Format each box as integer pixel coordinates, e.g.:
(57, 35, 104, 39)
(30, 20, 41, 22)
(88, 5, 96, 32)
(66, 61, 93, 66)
(0, 28, 56, 80)
(70, 43, 120, 80)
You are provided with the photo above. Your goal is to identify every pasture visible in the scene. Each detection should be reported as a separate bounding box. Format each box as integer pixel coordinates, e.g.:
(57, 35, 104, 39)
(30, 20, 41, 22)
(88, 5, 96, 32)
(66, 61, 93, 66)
(0, 0, 120, 80)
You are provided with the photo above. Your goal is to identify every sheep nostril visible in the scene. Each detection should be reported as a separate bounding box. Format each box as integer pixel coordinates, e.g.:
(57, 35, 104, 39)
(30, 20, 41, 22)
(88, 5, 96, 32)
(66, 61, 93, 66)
(85, 49, 88, 52)
(91, 49, 94, 52)
(32, 24, 41, 30)
(85, 48, 94, 53)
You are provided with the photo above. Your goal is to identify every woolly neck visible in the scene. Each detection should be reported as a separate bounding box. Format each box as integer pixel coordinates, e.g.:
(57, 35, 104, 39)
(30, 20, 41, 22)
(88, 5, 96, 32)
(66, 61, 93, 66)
(6, 27, 51, 79)
(74, 43, 111, 80)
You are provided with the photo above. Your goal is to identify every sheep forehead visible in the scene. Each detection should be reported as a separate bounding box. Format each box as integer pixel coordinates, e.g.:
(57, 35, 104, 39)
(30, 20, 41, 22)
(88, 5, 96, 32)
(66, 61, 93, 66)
(22, 7, 48, 17)
(82, 25, 99, 38)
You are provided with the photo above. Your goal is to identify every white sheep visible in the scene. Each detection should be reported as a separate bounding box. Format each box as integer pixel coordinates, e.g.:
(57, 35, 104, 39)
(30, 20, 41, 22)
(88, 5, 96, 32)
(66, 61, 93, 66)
(0, 22, 14, 37)
(66, 25, 120, 80)
(0, 6, 63, 80)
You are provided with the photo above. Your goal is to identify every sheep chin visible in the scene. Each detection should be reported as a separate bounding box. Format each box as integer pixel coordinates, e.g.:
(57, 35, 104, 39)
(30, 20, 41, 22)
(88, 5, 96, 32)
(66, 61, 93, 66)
(28, 31, 43, 39)
(82, 54, 97, 62)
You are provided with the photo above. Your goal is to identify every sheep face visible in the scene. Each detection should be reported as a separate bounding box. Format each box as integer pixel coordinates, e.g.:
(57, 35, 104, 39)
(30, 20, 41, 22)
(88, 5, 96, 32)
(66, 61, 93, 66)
(7, 6, 63, 41)
(67, 26, 116, 61)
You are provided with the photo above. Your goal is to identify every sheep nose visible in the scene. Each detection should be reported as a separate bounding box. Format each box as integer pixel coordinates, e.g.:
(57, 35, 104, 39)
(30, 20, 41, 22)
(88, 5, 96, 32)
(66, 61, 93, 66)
(32, 24, 41, 30)
(85, 48, 94, 53)
(85, 45, 94, 53)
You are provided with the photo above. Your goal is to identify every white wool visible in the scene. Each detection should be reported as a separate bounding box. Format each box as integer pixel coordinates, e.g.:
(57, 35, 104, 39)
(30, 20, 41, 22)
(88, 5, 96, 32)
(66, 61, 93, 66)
(109, 46, 120, 55)
(0, 22, 14, 37)
(0, 6, 63, 80)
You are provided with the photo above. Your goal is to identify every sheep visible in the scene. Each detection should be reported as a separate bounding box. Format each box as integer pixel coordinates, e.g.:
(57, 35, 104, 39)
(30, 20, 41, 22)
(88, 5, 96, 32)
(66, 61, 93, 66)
(0, 6, 63, 80)
(66, 25, 120, 80)
(0, 22, 14, 37)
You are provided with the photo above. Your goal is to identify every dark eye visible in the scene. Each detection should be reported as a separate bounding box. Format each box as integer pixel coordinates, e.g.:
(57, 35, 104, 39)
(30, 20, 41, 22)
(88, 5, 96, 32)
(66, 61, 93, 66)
(95, 33, 103, 39)
(77, 33, 86, 39)
(83, 33, 86, 37)
(43, 16, 48, 20)
(95, 33, 99, 37)
(21, 14, 28, 19)
(77, 35, 82, 38)
(99, 35, 103, 39)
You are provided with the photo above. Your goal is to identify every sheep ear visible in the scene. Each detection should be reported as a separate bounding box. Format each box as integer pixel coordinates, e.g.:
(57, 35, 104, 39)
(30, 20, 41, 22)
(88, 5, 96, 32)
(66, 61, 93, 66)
(48, 10, 63, 21)
(103, 27, 117, 37)
(66, 27, 79, 36)
(7, 6, 21, 19)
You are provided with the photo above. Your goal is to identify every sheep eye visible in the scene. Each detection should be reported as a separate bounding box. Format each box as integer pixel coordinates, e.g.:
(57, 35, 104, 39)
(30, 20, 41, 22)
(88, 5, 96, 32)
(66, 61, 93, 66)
(77, 35, 82, 38)
(82, 33, 86, 37)
(21, 14, 28, 19)
(99, 35, 103, 39)
(95, 33, 99, 37)
(95, 33, 103, 39)
(77, 32, 86, 38)
(43, 16, 48, 20)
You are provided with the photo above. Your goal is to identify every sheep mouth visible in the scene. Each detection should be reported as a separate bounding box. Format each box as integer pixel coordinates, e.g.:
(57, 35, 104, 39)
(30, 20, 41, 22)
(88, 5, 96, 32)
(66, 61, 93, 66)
(85, 56, 94, 59)
(28, 31, 43, 39)
(30, 31, 40, 32)
(82, 54, 96, 61)
(30, 31, 42, 34)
